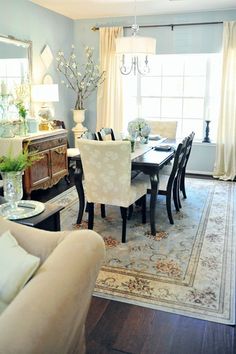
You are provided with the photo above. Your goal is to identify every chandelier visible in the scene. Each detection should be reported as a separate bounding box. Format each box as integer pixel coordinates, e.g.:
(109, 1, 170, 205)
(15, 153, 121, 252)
(116, 2, 156, 75)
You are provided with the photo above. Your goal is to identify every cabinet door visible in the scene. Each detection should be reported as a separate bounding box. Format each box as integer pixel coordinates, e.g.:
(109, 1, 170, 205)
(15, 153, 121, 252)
(50, 145, 68, 179)
(25, 150, 51, 189)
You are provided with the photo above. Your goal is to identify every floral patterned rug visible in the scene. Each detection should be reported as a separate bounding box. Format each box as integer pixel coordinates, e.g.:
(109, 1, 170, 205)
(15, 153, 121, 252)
(47, 178, 236, 324)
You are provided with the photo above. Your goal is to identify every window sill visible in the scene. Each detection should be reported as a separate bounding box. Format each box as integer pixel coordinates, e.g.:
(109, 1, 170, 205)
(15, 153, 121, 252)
(193, 140, 216, 146)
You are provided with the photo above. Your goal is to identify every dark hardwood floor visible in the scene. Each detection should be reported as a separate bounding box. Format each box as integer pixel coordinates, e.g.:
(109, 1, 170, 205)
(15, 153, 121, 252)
(32, 171, 236, 354)
(86, 297, 235, 354)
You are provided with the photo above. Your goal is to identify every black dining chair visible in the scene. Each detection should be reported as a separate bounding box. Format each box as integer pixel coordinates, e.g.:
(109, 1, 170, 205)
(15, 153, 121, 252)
(172, 132, 195, 212)
(179, 131, 195, 200)
(97, 127, 115, 141)
(150, 138, 187, 224)
(80, 130, 98, 141)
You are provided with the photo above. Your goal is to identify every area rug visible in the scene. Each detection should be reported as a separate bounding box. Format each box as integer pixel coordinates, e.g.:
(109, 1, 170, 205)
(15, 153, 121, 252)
(47, 178, 236, 324)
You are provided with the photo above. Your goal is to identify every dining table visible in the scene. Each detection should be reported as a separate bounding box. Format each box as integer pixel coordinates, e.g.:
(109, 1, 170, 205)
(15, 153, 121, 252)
(73, 139, 175, 236)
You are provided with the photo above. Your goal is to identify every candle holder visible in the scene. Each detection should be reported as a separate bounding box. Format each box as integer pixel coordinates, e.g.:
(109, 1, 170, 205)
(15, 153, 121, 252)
(203, 120, 211, 143)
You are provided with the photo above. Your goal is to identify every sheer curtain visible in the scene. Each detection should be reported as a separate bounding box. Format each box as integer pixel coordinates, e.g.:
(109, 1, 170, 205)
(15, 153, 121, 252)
(97, 27, 124, 134)
(214, 22, 236, 180)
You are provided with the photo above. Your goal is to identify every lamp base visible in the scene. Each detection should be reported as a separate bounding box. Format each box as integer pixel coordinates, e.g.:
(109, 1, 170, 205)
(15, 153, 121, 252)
(38, 106, 52, 120)
(39, 121, 49, 131)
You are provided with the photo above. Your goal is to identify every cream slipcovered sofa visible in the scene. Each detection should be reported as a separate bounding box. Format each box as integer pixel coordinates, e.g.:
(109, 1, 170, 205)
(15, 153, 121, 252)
(0, 217, 105, 354)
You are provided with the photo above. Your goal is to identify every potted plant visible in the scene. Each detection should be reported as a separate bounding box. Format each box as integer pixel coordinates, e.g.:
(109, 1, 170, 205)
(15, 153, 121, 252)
(0, 146, 40, 211)
(56, 45, 105, 130)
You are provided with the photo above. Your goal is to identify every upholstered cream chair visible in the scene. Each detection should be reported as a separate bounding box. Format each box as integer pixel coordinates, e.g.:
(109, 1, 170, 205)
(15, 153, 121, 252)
(147, 120, 178, 139)
(0, 217, 105, 354)
(77, 140, 149, 243)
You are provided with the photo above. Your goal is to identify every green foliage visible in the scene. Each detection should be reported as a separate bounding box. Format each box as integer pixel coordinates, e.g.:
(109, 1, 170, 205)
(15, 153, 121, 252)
(16, 102, 27, 119)
(0, 144, 40, 172)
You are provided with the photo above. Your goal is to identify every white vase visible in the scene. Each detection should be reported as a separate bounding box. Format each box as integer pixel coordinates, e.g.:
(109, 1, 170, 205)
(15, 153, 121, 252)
(72, 109, 87, 147)
(73, 109, 87, 131)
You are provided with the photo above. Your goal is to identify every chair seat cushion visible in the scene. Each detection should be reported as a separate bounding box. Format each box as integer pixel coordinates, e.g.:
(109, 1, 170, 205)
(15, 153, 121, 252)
(0, 230, 40, 306)
(67, 148, 80, 158)
(84, 172, 149, 208)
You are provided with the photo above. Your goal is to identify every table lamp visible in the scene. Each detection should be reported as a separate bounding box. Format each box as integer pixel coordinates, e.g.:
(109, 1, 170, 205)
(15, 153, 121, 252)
(31, 84, 59, 130)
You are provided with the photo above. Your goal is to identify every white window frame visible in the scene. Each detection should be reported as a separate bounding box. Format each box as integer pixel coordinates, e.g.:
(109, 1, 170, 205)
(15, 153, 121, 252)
(123, 53, 222, 141)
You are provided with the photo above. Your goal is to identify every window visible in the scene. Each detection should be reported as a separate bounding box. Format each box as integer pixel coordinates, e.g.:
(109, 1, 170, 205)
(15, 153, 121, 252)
(122, 53, 222, 141)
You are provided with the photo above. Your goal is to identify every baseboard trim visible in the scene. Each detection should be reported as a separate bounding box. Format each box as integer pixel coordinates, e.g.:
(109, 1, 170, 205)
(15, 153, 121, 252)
(186, 172, 214, 180)
(186, 170, 213, 176)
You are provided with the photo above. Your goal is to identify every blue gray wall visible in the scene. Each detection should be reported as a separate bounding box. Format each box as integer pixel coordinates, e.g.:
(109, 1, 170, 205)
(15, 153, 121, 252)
(0, 0, 75, 142)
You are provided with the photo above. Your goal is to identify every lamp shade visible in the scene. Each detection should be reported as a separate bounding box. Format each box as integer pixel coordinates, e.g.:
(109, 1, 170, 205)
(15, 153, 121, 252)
(31, 84, 59, 102)
(116, 36, 156, 55)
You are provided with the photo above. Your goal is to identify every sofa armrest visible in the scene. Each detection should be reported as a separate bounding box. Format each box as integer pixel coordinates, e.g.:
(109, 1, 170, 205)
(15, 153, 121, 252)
(0, 229, 105, 354)
(0, 216, 72, 263)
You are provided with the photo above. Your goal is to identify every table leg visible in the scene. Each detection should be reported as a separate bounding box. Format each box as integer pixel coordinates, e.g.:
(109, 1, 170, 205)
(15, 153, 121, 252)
(53, 212, 61, 231)
(74, 168, 85, 225)
(150, 173, 159, 236)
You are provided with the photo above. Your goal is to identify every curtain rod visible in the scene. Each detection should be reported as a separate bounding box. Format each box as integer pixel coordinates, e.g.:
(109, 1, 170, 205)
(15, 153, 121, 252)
(91, 21, 223, 31)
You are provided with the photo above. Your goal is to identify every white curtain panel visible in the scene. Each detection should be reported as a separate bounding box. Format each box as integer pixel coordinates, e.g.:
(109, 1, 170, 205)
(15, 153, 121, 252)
(97, 27, 124, 133)
(214, 21, 236, 181)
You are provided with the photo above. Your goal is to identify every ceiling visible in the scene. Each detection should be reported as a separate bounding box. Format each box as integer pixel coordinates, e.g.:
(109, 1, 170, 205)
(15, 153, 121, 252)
(29, 0, 236, 20)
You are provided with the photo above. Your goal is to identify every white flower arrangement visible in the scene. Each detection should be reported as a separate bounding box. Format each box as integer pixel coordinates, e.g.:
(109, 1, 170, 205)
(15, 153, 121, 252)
(128, 118, 151, 138)
(56, 45, 105, 110)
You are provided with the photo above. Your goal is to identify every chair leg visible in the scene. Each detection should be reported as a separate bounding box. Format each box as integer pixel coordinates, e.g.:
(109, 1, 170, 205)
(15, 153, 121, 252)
(101, 204, 106, 218)
(141, 195, 146, 224)
(87, 202, 94, 229)
(180, 168, 187, 199)
(120, 207, 128, 243)
(135, 197, 143, 207)
(176, 175, 182, 209)
(166, 190, 174, 225)
(65, 174, 71, 184)
(65, 157, 71, 184)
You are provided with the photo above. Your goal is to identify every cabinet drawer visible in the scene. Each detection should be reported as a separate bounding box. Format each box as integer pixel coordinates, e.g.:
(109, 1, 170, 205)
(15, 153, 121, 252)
(28, 136, 67, 153)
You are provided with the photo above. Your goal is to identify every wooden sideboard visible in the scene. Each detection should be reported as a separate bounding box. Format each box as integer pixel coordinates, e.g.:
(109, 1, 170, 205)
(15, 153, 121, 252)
(23, 130, 68, 198)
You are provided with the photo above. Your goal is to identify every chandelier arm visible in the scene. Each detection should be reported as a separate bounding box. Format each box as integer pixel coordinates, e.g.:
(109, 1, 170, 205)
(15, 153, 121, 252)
(120, 55, 134, 75)
(136, 56, 150, 76)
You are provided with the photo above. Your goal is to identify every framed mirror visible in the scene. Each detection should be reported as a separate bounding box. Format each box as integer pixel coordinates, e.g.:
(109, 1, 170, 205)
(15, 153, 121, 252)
(0, 34, 32, 121)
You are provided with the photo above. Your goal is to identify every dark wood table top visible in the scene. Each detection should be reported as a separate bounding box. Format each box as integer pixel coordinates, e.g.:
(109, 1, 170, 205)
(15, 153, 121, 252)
(16, 203, 64, 227)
